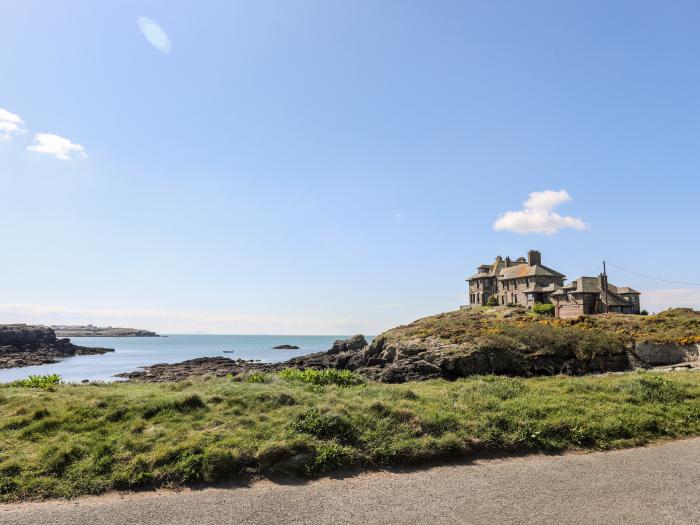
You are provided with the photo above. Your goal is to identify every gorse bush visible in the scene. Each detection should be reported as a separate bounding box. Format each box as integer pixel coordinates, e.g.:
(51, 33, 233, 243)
(13, 374, 61, 388)
(495, 322, 625, 359)
(278, 368, 364, 387)
(486, 296, 499, 307)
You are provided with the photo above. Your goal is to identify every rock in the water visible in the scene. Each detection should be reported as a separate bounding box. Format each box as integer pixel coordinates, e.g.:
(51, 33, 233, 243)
(273, 344, 300, 350)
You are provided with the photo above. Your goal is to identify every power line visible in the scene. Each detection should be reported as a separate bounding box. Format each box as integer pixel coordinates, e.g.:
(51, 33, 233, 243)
(606, 261, 700, 287)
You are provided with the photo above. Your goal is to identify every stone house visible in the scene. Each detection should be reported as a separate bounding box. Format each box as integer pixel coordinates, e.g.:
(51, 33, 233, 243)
(467, 251, 566, 308)
(550, 275, 640, 318)
(467, 251, 641, 317)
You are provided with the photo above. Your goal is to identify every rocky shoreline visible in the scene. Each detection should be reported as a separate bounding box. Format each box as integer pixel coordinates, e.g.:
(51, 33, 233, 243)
(51, 325, 159, 337)
(118, 308, 700, 383)
(0, 325, 114, 369)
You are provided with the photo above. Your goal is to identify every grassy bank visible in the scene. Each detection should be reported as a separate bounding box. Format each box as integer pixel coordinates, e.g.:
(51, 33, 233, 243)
(1, 370, 699, 502)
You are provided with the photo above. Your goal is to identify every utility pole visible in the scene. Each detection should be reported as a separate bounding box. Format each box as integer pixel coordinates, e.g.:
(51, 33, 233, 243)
(603, 260, 609, 314)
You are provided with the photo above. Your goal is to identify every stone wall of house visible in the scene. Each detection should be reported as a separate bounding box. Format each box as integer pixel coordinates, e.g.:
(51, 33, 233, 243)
(557, 304, 584, 318)
(468, 277, 497, 305)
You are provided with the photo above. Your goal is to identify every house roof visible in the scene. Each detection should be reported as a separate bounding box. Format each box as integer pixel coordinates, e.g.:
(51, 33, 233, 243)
(468, 254, 565, 282)
(616, 286, 640, 294)
(601, 290, 634, 306)
(498, 264, 565, 280)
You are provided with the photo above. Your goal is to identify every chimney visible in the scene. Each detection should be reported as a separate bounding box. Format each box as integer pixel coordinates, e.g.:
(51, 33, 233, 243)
(598, 273, 608, 291)
(504, 257, 511, 267)
(527, 250, 541, 267)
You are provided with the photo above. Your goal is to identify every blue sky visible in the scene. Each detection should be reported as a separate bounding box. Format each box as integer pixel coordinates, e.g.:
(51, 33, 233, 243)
(2, 0, 699, 334)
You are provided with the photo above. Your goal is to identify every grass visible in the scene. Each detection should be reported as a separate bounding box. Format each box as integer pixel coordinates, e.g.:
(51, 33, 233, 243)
(0, 370, 699, 502)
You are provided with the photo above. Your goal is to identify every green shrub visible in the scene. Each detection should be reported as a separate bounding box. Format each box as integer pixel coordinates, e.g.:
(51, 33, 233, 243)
(0, 462, 21, 477)
(142, 394, 206, 419)
(279, 368, 364, 387)
(420, 413, 461, 436)
(486, 296, 499, 307)
(244, 372, 269, 383)
(201, 449, 240, 483)
(304, 442, 352, 476)
(13, 374, 61, 388)
(40, 444, 84, 475)
(532, 303, 555, 316)
(624, 375, 683, 403)
(480, 376, 529, 400)
(255, 392, 297, 407)
(0, 478, 18, 496)
(291, 408, 357, 444)
(640, 310, 649, 316)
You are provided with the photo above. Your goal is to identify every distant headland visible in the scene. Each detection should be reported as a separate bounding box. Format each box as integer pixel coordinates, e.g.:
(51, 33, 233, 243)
(51, 325, 159, 337)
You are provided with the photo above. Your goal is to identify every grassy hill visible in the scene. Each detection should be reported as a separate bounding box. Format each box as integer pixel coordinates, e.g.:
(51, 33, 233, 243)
(358, 307, 700, 381)
(379, 306, 700, 347)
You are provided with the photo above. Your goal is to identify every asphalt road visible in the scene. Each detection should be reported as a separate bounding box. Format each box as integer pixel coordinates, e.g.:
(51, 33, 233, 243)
(3, 438, 699, 525)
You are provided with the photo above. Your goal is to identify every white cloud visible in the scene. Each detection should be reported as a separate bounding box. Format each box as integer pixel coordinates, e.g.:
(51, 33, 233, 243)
(493, 189, 588, 235)
(0, 108, 24, 141)
(638, 288, 700, 313)
(27, 133, 87, 160)
(138, 17, 172, 53)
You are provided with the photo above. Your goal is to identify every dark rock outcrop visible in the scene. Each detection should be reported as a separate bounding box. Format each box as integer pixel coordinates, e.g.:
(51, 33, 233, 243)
(633, 342, 699, 366)
(328, 335, 368, 355)
(272, 344, 300, 350)
(116, 357, 275, 382)
(0, 324, 114, 369)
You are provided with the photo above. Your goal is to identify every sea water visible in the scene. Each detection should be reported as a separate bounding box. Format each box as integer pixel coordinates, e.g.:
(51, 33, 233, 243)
(0, 334, 373, 383)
